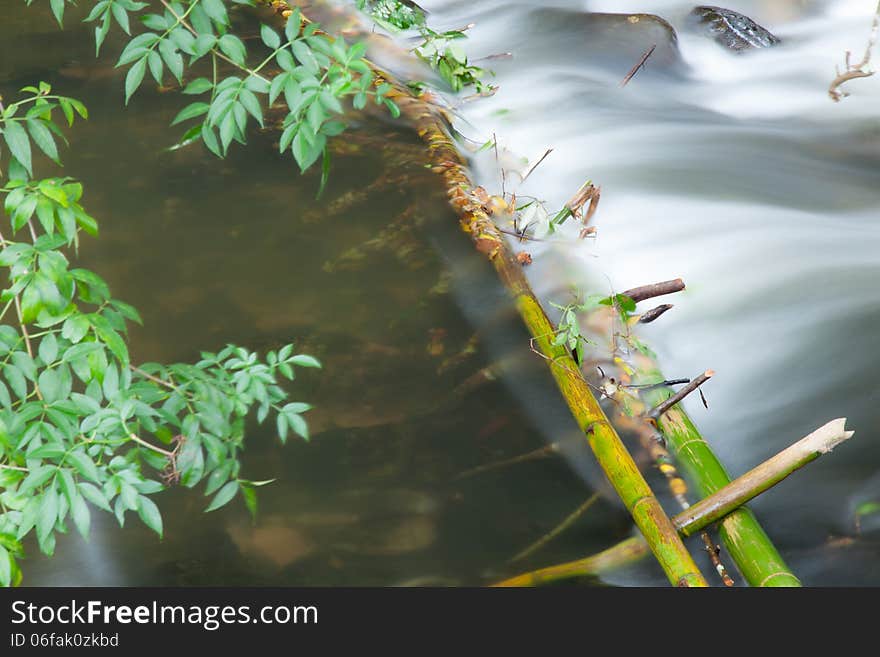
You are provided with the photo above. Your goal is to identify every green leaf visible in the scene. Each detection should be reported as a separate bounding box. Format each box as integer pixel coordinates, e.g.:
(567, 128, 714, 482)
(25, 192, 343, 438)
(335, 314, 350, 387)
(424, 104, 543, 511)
(289, 354, 321, 368)
(218, 34, 247, 66)
(12, 194, 37, 231)
(0, 381, 11, 409)
(239, 89, 263, 127)
(291, 41, 319, 73)
(50, 0, 66, 25)
(287, 413, 309, 442)
(184, 78, 213, 95)
(27, 119, 60, 164)
(201, 0, 229, 26)
(39, 334, 59, 368)
(284, 8, 301, 43)
(67, 450, 101, 484)
(36, 486, 59, 548)
(3, 122, 32, 176)
(205, 480, 239, 512)
(276, 411, 288, 444)
(111, 2, 131, 34)
(59, 469, 91, 538)
(37, 368, 61, 404)
(261, 24, 281, 49)
(61, 315, 89, 344)
(0, 544, 10, 587)
(78, 482, 111, 512)
(241, 484, 258, 521)
(11, 351, 37, 382)
(159, 39, 184, 83)
(147, 50, 164, 85)
(137, 495, 163, 538)
(3, 365, 27, 401)
(171, 102, 210, 126)
(35, 196, 56, 235)
(201, 125, 222, 157)
(102, 362, 119, 399)
(125, 57, 148, 105)
(70, 269, 110, 304)
(204, 461, 232, 496)
(109, 299, 143, 325)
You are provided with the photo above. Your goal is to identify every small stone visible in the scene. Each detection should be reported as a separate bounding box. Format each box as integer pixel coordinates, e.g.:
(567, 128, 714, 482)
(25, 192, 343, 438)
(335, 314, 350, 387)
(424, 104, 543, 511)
(689, 6, 781, 52)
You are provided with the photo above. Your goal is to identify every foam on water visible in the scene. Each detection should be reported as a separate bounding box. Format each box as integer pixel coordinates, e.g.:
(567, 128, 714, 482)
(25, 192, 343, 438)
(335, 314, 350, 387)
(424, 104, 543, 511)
(419, 0, 880, 582)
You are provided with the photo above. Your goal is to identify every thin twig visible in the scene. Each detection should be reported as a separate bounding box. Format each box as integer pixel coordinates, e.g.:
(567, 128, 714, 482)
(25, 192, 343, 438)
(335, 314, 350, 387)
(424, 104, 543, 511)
(620, 44, 656, 87)
(510, 493, 602, 563)
(128, 433, 176, 458)
(130, 365, 179, 392)
(829, 1, 880, 101)
(455, 441, 574, 479)
(700, 532, 735, 587)
(520, 148, 553, 184)
(622, 278, 685, 303)
(648, 370, 714, 420)
(638, 303, 673, 324)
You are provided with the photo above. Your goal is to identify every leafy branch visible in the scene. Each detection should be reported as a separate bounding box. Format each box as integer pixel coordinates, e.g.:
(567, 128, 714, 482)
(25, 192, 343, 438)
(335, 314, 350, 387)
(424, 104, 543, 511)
(0, 82, 318, 587)
(356, 0, 496, 95)
(29, 0, 400, 176)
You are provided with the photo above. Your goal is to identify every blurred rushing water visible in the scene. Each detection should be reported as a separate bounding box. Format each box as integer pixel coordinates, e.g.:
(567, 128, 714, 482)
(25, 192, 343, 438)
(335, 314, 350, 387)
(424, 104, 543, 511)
(417, 0, 880, 583)
(2, 0, 880, 586)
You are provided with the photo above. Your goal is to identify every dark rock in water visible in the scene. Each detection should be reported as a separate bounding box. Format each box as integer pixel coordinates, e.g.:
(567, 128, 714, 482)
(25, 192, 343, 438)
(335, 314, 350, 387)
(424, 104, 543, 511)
(525, 10, 685, 77)
(689, 6, 781, 52)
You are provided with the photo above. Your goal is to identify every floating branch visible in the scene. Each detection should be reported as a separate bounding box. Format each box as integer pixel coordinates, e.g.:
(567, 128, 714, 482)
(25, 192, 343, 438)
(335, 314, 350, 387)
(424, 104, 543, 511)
(620, 44, 657, 87)
(492, 536, 649, 587)
(521, 148, 553, 183)
(700, 535, 735, 587)
(454, 439, 578, 479)
(623, 278, 685, 303)
(509, 493, 602, 563)
(648, 369, 714, 421)
(583, 186, 600, 227)
(638, 303, 673, 324)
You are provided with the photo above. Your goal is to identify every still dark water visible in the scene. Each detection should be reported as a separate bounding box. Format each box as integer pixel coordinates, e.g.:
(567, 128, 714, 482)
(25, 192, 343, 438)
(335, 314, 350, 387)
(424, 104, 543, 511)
(2, 0, 878, 586)
(1, 2, 630, 587)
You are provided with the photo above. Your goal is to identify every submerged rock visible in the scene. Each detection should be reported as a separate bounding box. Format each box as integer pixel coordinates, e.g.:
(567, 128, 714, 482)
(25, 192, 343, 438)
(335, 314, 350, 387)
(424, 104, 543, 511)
(525, 9, 686, 77)
(689, 6, 781, 52)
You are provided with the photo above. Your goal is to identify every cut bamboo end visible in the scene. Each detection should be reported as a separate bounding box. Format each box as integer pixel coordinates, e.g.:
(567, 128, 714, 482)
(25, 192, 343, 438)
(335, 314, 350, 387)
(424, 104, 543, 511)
(801, 418, 854, 454)
(673, 418, 855, 537)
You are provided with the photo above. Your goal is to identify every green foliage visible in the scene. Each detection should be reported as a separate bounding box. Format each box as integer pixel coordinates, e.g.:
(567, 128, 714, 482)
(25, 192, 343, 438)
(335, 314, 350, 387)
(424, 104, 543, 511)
(415, 27, 493, 95)
(549, 293, 638, 364)
(356, 0, 425, 31)
(0, 84, 318, 586)
(357, 0, 495, 95)
(27, 0, 399, 175)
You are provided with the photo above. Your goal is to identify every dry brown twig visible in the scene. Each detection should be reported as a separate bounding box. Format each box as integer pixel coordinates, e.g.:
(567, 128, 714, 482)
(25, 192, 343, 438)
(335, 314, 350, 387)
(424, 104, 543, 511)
(829, 1, 880, 101)
(620, 44, 657, 87)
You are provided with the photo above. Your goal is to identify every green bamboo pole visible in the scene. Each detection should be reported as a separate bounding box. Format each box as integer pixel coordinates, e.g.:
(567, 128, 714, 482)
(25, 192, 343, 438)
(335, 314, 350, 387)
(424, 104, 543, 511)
(496, 419, 854, 586)
(634, 355, 802, 587)
(673, 418, 854, 537)
(262, 0, 708, 587)
(493, 537, 648, 587)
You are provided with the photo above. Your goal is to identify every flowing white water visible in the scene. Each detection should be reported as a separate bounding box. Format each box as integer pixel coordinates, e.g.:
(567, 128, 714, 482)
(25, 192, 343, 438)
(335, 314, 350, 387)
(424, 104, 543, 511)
(419, 0, 880, 583)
